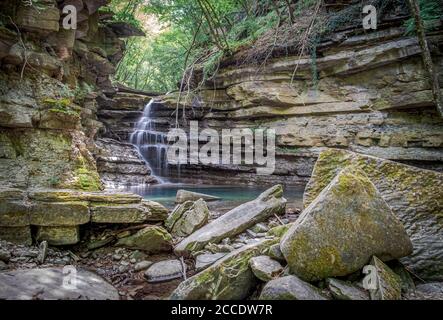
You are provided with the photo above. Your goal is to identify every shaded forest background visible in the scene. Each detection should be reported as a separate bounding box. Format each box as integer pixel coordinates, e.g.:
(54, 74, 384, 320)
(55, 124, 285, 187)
(110, 0, 442, 93)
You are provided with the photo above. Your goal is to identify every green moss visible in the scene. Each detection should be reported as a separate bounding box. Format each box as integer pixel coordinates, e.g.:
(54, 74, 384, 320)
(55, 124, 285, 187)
(42, 98, 80, 118)
(74, 167, 102, 191)
(267, 223, 293, 238)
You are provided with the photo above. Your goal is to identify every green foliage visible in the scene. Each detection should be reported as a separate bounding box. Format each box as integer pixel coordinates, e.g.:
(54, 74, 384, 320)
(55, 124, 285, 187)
(404, 0, 443, 34)
(42, 98, 80, 117)
(113, 0, 284, 92)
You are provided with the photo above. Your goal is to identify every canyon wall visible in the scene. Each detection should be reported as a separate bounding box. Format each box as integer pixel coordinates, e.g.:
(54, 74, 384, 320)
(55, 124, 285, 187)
(0, 0, 148, 190)
(149, 19, 443, 186)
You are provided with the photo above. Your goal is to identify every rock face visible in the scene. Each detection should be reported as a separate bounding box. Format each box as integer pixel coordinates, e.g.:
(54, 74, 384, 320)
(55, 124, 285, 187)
(171, 239, 277, 300)
(166, 199, 210, 237)
(115, 226, 173, 253)
(0, 267, 120, 300)
(175, 190, 220, 204)
(174, 185, 286, 255)
(281, 167, 412, 282)
(259, 275, 329, 300)
(143, 10, 443, 186)
(249, 256, 283, 282)
(304, 148, 443, 281)
(94, 138, 157, 188)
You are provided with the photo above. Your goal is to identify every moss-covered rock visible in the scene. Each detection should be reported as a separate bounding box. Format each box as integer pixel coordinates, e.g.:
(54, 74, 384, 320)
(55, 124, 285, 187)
(171, 239, 278, 300)
(36, 226, 80, 246)
(304, 148, 443, 280)
(30, 201, 90, 226)
(266, 223, 293, 238)
(90, 204, 148, 224)
(259, 275, 329, 300)
(281, 167, 412, 282)
(174, 185, 286, 255)
(115, 226, 173, 254)
(0, 200, 30, 227)
(249, 256, 283, 282)
(369, 256, 402, 300)
(166, 199, 209, 237)
(0, 226, 32, 245)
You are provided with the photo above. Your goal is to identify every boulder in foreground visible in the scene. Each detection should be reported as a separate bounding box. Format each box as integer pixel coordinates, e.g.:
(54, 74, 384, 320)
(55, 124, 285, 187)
(0, 268, 119, 300)
(281, 167, 412, 281)
(171, 239, 277, 300)
(174, 185, 286, 255)
(304, 148, 443, 280)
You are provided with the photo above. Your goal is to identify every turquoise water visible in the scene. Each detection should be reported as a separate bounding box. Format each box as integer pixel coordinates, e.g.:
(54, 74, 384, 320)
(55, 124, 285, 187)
(126, 184, 305, 209)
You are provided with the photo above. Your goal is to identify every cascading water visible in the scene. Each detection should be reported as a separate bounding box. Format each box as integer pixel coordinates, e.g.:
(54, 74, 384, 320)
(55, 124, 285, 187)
(130, 100, 169, 183)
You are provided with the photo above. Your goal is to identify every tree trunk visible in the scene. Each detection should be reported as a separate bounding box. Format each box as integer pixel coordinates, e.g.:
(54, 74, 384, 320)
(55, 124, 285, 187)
(408, 0, 443, 118)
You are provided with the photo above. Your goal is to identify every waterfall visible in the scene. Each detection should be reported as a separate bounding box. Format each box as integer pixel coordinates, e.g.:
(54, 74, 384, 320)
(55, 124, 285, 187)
(130, 100, 169, 183)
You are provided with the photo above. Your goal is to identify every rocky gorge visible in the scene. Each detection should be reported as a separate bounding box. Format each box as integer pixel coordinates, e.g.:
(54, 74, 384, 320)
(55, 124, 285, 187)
(0, 0, 442, 301)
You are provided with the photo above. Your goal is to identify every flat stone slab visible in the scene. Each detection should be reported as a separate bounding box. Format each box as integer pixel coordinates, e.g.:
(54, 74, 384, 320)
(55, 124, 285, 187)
(30, 202, 90, 226)
(28, 189, 142, 204)
(91, 204, 147, 224)
(0, 268, 120, 300)
(0, 200, 30, 226)
(174, 185, 286, 255)
(176, 190, 220, 204)
(144, 260, 183, 283)
(36, 226, 80, 246)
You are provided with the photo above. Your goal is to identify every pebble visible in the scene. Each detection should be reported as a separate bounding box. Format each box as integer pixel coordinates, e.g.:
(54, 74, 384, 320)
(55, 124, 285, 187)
(130, 258, 137, 264)
(113, 254, 122, 261)
(0, 249, 11, 263)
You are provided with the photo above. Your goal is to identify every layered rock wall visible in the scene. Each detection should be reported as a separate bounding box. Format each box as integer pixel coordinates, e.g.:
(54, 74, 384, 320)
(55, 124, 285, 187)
(154, 20, 443, 185)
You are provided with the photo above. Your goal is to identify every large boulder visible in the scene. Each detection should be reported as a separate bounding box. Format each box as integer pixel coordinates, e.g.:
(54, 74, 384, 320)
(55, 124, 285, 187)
(175, 189, 220, 204)
(174, 185, 286, 255)
(259, 275, 329, 300)
(115, 226, 172, 254)
(304, 148, 443, 280)
(166, 199, 209, 237)
(170, 239, 277, 300)
(281, 167, 412, 282)
(0, 267, 119, 300)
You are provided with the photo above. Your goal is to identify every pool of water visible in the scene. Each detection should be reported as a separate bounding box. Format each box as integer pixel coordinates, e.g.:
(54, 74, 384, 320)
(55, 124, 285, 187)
(125, 184, 305, 210)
